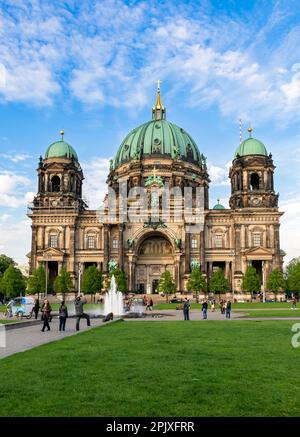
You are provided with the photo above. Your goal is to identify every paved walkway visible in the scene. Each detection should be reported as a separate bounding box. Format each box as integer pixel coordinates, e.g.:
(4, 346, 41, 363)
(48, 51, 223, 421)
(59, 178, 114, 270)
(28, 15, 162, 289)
(0, 317, 106, 360)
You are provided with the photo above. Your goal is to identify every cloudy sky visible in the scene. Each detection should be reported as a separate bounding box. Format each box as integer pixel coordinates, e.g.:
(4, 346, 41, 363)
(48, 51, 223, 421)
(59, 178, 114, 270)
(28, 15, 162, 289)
(0, 0, 300, 265)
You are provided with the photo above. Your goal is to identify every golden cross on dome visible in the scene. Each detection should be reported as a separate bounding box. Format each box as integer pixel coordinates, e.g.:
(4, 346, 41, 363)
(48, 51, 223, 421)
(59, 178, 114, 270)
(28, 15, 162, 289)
(157, 80, 161, 91)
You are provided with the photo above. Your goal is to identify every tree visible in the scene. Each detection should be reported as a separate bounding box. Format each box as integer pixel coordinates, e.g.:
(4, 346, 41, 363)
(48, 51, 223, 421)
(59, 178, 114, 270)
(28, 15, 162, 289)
(187, 267, 207, 302)
(27, 266, 46, 299)
(242, 266, 261, 294)
(267, 268, 286, 299)
(209, 268, 229, 295)
(110, 268, 127, 293)
(0, 265, 26, 298)
(53, 267, 73, 299)
(286, 260, 300, 297)
(82, 265, 103, 300)
(157, 270, 176, 302)
(0, 254, 15, 276)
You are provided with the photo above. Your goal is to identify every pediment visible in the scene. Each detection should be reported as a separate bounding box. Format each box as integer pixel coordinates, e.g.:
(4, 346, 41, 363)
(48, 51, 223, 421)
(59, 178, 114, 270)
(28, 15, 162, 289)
(37, 247, 65, 260)
(245, 246, 273, 259)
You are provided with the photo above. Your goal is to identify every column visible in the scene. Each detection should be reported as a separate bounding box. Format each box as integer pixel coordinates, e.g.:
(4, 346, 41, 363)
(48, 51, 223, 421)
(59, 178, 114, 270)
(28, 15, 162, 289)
(274, 224, 281, 268)
(225, 261, 230, 280)
(118, 225, 124, 269)
(30, 225, 37, 274)
(208, 262, 213, 280)
(185, 232, 190, 273)
(234, 224, 242, 272)
(69, 225, 75, 275)
(200, 230, 205, 271)
(175, 259, 180, 292)
(103, 226, 109, 273)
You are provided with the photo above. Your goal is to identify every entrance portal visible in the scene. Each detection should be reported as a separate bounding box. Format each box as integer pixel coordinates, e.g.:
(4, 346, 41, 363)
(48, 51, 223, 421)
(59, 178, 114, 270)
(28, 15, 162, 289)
(152, 279, 159, 294)
(135, 235, 175, 293)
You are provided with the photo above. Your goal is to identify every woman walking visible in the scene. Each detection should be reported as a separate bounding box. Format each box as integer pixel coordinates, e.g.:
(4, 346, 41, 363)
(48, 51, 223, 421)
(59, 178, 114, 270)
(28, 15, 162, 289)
(41, 299, 52, 332)
(32, 298, 40, 320)
(59, 300, 68, 331)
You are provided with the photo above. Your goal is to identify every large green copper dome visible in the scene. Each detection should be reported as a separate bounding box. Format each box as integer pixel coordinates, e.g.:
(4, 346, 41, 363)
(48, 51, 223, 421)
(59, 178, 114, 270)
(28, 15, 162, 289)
(114, 119, 201, 167)
(113, 87, 202, 168)
(45, 133, 78, 161)
(234, 137, 268, 158)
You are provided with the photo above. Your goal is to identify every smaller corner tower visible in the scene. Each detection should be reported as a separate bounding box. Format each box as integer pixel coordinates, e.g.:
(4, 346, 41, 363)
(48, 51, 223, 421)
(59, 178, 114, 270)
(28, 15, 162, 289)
(33, 130, 86, 211)
(229, 127, 278, 209)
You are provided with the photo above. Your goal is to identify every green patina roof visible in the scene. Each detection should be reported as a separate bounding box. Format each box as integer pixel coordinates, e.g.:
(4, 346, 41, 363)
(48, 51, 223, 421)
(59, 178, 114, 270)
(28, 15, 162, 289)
(113, 119, 202, 168)
(45, 140, 78, 161)
(234, 137, 268, 158)
(212, 200, 225, 210)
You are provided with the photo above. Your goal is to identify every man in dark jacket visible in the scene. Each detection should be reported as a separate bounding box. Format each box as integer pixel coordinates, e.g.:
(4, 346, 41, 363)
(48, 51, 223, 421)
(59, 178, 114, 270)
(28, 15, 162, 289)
(59, 300, 68, 331)
(226, 300, 232, 319)
(74, 295, 91, 331)
(202, 300, 208, 319)
(183, 298, 190, 320)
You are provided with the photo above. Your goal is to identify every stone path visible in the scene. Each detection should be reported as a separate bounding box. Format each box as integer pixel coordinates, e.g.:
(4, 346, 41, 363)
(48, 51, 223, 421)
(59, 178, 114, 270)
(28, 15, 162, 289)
(0, 317, 106, 360)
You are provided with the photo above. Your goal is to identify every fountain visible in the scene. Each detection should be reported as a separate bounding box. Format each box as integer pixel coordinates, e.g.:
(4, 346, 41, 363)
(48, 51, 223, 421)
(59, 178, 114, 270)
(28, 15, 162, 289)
(104, 275, 124, 316)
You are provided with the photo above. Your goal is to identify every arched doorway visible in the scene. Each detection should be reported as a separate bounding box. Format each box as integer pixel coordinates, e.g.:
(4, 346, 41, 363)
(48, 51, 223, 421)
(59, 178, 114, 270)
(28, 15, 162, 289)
(135, 234, 175, 294)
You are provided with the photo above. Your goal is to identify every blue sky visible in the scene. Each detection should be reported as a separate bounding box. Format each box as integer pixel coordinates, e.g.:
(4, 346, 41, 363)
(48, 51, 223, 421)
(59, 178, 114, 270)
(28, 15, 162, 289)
(0, 0, 300, 265)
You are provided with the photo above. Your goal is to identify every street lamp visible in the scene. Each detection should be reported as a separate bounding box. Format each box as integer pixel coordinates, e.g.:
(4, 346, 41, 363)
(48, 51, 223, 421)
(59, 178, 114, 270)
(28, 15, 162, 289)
(43, 253, 52, 298)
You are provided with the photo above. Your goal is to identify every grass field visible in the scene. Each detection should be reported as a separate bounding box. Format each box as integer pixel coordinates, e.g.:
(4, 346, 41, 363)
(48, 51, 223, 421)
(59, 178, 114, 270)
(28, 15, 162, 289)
(154, 301, 293, 310)
(234, 309, 300, 318)
(0, 319, 22, 324)
(0, 319, 299, 417)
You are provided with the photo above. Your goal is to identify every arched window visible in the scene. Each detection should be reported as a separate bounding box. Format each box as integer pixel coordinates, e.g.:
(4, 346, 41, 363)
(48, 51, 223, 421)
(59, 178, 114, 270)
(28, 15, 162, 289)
(250, 173, 260, 190)
(51, 175, 61, 192)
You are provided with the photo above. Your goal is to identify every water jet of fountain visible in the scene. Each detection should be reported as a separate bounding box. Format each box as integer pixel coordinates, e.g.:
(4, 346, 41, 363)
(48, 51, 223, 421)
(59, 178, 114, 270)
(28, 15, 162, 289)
(104, 275, 124, 316)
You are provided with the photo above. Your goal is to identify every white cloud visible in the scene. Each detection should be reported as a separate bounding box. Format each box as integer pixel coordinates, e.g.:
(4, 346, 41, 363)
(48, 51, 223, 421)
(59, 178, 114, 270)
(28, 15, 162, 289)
(0, 0, 300, 125)
(280, 195, 300, 265)
(81, 157, 111, 209)
(0, 218, 31, 264)
(0, 171, 34, 207)
(0, 153, 32, 162)
(208, 161, 231, 186)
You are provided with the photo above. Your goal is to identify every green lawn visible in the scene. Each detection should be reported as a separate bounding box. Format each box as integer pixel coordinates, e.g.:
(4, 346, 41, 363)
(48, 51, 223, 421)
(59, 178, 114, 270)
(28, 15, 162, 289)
(0, 319, 22, 324)
(235, 309, 300, 318)
(154, 301, 292, 310)
(0, 320, 299, 416)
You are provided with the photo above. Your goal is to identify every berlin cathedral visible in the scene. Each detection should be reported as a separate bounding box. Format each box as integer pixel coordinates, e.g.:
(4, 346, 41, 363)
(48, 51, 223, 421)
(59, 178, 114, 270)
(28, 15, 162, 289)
(28, 86, 284, 294)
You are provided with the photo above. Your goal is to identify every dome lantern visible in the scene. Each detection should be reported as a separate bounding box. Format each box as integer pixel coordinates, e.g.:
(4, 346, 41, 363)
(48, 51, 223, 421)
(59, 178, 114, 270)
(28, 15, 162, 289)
(152, 80, 166, 121)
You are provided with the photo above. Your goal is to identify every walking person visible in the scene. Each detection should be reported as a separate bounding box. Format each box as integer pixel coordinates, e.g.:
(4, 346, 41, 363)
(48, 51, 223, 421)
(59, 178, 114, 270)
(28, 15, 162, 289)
(74, 295, 91, 331)
(291, 297, 297, 310)
(59, 300, 68, 331)
(226, 300, 232, 319)
(211, 299, 216, 312)
(202, 299, 208, 320)
(32, 298, 40, 320)
(41, 299, 52, 332)
(149, 298, 153, 311)
(183, 298, 190, 320)
(221, 299, 226, 315)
